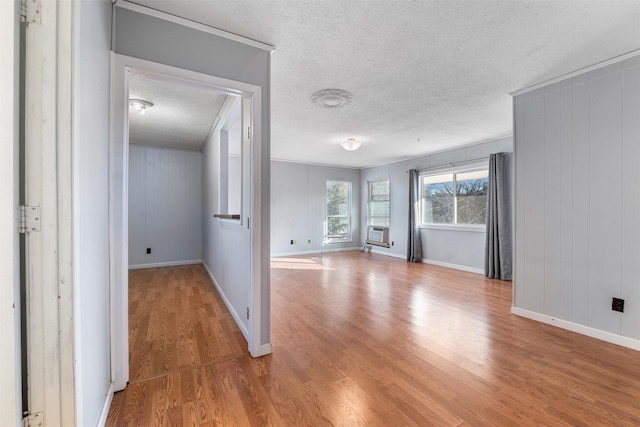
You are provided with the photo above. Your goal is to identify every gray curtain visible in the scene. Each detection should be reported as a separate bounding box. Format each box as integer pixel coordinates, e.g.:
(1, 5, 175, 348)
(485, 153, 512, 280)
(407, 169, 423, 262)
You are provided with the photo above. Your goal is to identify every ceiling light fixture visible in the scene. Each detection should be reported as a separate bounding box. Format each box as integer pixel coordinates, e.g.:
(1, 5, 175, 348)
(341, 138, 361, 151)
(129, 99, 154, 114)
(311, 89, 353, 109)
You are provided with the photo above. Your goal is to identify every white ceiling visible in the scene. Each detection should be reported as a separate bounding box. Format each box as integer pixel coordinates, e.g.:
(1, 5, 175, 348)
(128, 74, 228, 150)
(126, 0, 640, 167)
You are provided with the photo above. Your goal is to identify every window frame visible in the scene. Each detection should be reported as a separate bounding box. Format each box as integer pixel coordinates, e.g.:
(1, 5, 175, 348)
(325, 180, 353, 243)
(419, 163, 488, 232)
(367, 179, 390, 227)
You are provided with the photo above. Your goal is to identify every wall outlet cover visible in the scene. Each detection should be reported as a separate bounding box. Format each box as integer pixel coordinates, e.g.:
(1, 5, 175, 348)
(612, 297, 624, 313)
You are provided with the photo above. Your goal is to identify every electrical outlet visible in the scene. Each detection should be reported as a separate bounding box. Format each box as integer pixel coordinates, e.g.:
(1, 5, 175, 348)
(146, 248, 151, 254)
(308, 239, 311, 244)
(392, 241, 394, 246)
(290, 239, 295, 245)
(612, 298, 624, 313)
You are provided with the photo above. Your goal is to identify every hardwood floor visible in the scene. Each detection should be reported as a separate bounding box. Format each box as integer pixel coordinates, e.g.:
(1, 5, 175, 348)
(107, 252, 640, 426)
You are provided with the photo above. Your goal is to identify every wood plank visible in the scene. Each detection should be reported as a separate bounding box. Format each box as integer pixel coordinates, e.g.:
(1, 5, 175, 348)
(107, 255, 640, 426)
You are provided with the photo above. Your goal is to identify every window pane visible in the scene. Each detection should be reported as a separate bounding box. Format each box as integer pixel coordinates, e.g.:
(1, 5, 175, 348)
(422, 173, 454, 224)
(326, 180, 351, 242)
(327, 216, 349, 239)
(327, 181, 349, 216)
(367, 180, 390, 226)
(370, 180, 389, 199)
(456, 170, 488, 225)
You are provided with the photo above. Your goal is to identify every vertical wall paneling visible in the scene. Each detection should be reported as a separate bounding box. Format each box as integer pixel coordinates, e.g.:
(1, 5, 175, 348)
(621, 57, 640, 339)
(514, 100, 526, 307)
(522, 90, 546, 312)
(543, 83, 563, 318)
(570, 77, 591, 325)
(559, 80, 574, 319)
(588, 64, 623, 334)
(270, 161, 361, 256)
(513, 55, 640, 344)
(128, 145, 202, 268)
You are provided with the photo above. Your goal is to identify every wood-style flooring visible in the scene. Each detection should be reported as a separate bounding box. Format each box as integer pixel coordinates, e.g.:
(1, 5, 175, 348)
(107, 252, 640, 426)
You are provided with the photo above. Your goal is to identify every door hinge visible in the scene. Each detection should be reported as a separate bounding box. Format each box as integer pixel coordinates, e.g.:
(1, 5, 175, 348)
(246, 307, 249, 319)
(22, 412, 43, 427)
(247, 126, 251, 139)
(19, 205, 41, 234)
(20, 0, 41, 24)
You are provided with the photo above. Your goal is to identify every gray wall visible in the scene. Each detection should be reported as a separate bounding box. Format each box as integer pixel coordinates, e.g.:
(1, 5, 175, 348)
(114, 6, 272, 345)
(513, 55, 640, 341)
(128, 145, 202, 268)
(74, 0, 112, 424)
(202, 123, 252, 336)
(271, 161, 361, 256)
(361, 138, 513, 272)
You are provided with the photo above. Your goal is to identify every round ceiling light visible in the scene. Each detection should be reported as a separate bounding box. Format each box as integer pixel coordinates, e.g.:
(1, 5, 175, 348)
(129, 99, 154, 114)
(311, 89, 353, 109)
(341, 138, 362, 151)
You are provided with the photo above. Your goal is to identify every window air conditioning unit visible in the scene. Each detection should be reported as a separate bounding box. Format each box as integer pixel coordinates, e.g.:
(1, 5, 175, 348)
(367, 226, 389, 247)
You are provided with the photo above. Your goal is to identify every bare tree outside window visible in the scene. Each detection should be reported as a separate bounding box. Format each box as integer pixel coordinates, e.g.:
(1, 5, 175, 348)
(421, 169, 488, 226)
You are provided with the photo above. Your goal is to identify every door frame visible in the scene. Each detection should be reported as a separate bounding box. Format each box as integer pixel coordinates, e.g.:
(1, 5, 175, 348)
(0, 0, 22, 423)
(109, 53, 264, 390)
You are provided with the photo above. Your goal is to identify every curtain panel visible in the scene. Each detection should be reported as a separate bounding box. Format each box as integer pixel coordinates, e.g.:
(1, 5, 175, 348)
(485, 153, 512, 280)
(407, 169, 423, 263)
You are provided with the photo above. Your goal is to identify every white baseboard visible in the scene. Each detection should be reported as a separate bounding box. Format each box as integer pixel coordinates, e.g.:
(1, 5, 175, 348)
(511, 307, 640, 351)
(97, 382, 115, 427)
(271, 246, 361, 257)
(421, 258, 484, 275)
(250, 342, 272, 358)
(128, 259, 202, 270)
(201, 262, 250, 341)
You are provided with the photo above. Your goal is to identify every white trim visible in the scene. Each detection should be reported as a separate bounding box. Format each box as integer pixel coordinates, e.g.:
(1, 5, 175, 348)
(113, 0, 275, 52)
(511, 307, 640, 352)
(128, 260, 203, 270)
(367, 248, 406, 260)
(0, 0, 21, 422)
(110, 53, 268, 388)
(271, 247, 362, 258)
(202, 262, 250, 340)
(418, 158, 488, 175)
(252, 343, 273, 357)
(420, 224, 486, 233)
(511, 50, 640, 96)
(421, 259, 484, 275)
(97, 383, 115, 427)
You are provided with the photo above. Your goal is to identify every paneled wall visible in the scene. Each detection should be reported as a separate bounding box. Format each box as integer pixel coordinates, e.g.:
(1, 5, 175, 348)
(513, 55, 640, 344)
(361, 137, 513, 272)
(271, 161, 361, 256)
(128, 145, 202, 268)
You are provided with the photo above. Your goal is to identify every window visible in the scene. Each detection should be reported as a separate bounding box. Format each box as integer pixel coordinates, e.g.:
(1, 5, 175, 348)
(420, 168, 488, 226)
(325, 180, 352, 242)
(367, 179, 390, 227)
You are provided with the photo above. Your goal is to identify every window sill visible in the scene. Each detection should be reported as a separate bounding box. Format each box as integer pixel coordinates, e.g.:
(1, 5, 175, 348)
(420, 224, 485, 233)
(323, 239, 353, 245)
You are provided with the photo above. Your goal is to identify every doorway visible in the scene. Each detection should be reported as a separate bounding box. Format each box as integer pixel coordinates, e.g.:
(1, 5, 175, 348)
(110, 54, 267, 391)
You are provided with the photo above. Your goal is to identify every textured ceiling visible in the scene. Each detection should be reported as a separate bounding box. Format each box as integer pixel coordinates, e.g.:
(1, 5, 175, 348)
(125, 0, 640, 167)
(128, 74, 228, 151)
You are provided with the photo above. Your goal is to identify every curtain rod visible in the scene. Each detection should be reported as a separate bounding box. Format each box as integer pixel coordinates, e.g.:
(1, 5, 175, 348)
(406, 155, 491, 173)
